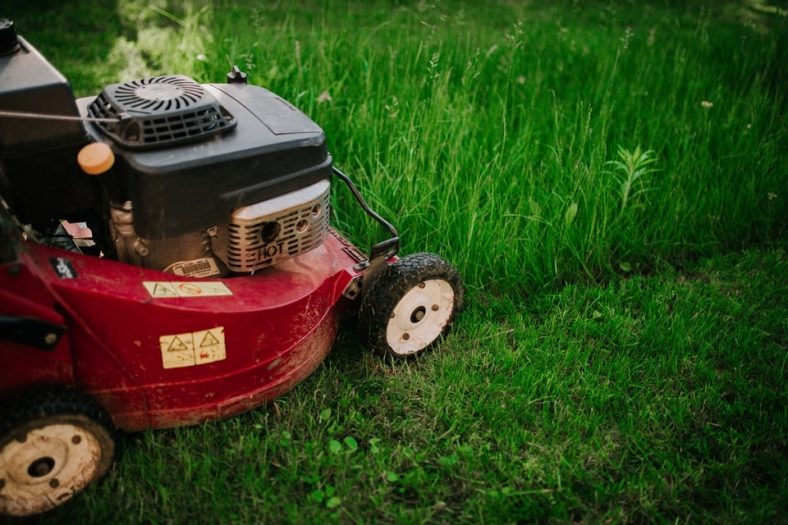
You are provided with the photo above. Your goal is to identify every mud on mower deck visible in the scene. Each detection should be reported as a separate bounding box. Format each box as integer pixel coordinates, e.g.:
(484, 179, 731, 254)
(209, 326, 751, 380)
(1, 228, 365, 432)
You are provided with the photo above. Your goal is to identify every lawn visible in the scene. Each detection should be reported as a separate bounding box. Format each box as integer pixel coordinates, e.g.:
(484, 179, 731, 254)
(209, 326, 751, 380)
(5, 0, 787, 523)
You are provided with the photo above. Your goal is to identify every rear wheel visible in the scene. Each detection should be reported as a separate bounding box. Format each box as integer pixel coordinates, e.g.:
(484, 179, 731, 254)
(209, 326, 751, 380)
(358, 253, 463, 357)
(0, 388, 115, 517)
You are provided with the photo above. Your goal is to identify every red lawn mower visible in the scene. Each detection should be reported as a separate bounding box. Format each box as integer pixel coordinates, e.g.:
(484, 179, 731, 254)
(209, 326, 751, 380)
(0, 19, 462, 517)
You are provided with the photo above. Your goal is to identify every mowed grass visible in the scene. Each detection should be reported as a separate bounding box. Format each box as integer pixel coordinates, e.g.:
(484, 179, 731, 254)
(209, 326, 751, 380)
(5, 0, 787, 523)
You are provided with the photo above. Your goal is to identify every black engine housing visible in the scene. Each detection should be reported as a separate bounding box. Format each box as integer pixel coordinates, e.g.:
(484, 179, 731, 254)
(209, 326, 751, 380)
(0, 25, 332, 273)
(77, 81, 331, 241)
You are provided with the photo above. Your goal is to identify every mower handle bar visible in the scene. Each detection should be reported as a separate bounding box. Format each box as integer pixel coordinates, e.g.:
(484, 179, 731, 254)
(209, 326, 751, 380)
(331, 166, 399, 261)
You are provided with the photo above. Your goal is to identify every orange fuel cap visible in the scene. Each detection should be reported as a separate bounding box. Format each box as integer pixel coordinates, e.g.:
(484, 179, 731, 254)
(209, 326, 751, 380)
(77, 142, 115, 175)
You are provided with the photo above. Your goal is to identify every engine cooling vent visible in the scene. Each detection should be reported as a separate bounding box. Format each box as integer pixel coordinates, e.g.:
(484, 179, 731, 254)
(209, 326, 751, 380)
(88, 75, 235, 149)
(227, 180, 331, 272)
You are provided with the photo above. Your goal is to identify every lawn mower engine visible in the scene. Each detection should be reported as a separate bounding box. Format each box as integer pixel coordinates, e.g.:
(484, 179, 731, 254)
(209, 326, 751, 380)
(2, 37, 332, 277)
(0, 20, 462, 518)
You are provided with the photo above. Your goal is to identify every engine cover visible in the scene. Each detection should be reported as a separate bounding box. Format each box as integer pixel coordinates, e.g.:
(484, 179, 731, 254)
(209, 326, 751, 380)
(75, 79, 332, 274)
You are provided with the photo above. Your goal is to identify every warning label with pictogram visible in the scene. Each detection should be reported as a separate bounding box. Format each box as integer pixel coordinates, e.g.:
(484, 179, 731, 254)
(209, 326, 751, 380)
(159, 327, 226, 369)
(143, 281, 232, 298)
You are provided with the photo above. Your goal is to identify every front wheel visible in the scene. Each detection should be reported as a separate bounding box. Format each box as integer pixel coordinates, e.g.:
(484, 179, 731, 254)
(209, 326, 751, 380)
(358, 253, 463, 357)
(0, 388, 116, 517)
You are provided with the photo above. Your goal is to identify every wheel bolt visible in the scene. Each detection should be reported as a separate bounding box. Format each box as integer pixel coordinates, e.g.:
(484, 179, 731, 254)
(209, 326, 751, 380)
(44, 333, 58, 345)
(418, 282, 426, 288)
(49, 479, 59, 488)
(431, 304, 439, 311)
(72, 435, 82, 445)
(402, 333, 410, 340)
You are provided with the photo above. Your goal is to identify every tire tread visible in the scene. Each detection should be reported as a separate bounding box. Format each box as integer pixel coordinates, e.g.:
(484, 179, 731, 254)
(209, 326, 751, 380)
(358, 253, 463, 357)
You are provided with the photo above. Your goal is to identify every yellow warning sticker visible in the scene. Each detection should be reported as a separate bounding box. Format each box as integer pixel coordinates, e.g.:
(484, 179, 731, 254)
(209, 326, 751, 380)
(159, 327, 226, 369)
(143, 281, 232, 298)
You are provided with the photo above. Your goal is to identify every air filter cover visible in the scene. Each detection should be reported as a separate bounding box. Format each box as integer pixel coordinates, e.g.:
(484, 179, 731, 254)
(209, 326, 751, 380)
(88, 75, 236, 149)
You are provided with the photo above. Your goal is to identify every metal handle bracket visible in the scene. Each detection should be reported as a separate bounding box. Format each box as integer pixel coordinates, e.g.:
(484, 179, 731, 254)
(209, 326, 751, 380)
(332, 166, 399, 260)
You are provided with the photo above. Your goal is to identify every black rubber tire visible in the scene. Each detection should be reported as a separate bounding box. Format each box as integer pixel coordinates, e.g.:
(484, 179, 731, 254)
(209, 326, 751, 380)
(0, 387, 116, 517)
(358, 253, 463, 358)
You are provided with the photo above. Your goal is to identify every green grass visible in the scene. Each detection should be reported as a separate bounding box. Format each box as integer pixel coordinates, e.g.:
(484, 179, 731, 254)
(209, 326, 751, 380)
(5, 0, 787, 522)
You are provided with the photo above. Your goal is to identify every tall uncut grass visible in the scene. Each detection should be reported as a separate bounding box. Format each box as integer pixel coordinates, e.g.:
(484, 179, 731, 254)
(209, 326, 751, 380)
(15, 0, 786, 296)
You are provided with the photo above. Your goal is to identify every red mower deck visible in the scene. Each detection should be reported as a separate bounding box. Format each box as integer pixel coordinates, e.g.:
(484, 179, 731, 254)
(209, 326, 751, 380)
(1, 229, 364, 431)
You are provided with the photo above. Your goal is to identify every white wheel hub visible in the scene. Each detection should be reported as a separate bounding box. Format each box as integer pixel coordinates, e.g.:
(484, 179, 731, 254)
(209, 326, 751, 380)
(0, 421, 104, 517)
(386, 278, 455, 355)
